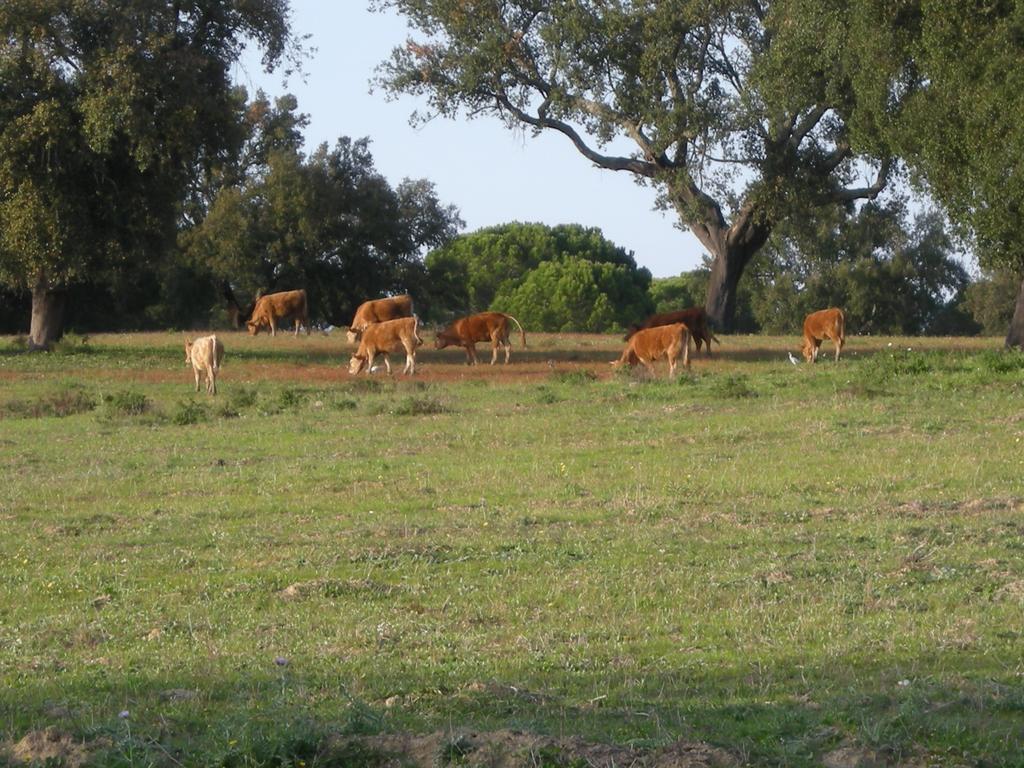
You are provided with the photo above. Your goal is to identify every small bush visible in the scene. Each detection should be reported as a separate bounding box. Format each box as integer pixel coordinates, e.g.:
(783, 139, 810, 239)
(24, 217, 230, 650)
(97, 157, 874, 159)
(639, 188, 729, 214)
(278, 387, 309, 409)
(977, 348, 1024, 374)
(101, 390, 151, 417)
(0, 385, 96, 419)
(228, 385, 258, 411)
(371, 396, 451, 416)
(551, 369, 597, 384)
(52, 332, 90, 354)
(708, 374, 757, 399)
(330, 397, 358, 411)
(172, 399, 210, 425)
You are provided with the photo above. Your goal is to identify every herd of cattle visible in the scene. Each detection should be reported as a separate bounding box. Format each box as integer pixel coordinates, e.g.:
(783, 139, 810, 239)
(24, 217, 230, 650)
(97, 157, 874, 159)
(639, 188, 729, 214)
(184, 289, 847, 394)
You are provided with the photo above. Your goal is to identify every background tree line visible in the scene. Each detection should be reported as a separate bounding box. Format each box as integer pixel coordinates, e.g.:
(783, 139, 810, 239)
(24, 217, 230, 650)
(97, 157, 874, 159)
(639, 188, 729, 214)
(1, 2, 1022, 344)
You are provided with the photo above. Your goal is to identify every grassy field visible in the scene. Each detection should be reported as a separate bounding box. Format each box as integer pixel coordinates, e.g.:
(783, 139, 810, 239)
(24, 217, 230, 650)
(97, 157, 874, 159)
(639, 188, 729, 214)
(1, 331, 1023, 767)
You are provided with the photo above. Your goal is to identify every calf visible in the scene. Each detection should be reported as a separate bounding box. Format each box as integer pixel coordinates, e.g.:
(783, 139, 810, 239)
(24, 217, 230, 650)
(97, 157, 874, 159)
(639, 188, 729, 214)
(185, 335, 225, 395)
(434, 311, 527, 365)
(348, 316, 423, 376)
(613, 323, 691, 378)
(247, 289, 309, 336)
(625, 306, 720, 356)
(801, 307, 845, 363)
(347, 294, 414, 344)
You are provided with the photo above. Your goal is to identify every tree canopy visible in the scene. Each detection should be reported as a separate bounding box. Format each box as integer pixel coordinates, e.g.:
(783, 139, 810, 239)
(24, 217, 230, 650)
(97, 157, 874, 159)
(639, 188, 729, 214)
(374, 0, 893, 330)
(0, 0, 297, 346)
(424, 222, 653, 330)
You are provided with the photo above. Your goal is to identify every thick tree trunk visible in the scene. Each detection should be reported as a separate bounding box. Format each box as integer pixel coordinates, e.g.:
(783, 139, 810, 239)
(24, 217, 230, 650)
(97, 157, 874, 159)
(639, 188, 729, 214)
(1005, 274, 1024, 348)
(704, 248, 747, 332)
(28, 274, 67, 350)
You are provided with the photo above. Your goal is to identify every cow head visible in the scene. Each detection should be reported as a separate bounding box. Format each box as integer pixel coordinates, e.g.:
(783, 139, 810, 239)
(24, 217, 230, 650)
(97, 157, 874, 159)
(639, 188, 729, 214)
(433, 330, 457, 350)
(184, 339, 193, 363)
(246, 318, 263, 336)
(348, 354, 368, 375)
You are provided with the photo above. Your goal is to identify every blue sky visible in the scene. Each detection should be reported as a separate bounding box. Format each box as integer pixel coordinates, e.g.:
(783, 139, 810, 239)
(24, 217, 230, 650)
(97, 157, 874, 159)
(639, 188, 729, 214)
(234, 3, 705, 278)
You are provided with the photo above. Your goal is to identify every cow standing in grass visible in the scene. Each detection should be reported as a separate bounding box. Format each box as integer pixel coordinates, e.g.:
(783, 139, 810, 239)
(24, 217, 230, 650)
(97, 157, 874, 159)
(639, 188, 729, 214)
(613, 323, 691, 378)
(349, 316, 423, 376)
(246, 290, 310, 337)
(185, 335, 225, 395)
(625, 306, 720, 356)
(347, 294, 414, 344)
(434, 311, 527, 365)
(801, 308, 845, 363)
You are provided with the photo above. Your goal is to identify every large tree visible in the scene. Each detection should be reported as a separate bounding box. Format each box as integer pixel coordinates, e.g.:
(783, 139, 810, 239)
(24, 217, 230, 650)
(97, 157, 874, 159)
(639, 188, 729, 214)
(850, 2, 1024, 347)
(185, 136, 463, 325)
(373, 0, 892, 330)
(0, 1, 296, 348)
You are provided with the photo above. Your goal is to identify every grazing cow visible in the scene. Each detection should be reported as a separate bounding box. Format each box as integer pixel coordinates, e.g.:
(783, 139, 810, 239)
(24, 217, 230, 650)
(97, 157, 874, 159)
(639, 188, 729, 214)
(801, 307, 845, 363)
(185, 335, 225, 395)
(246, 289, 309, 337)
(625, 306, 720, 356)
(348, 316, 423, 376)
(613, 323, 691, 378)
(347, 294, 414, 344)
(434, 311, 527, 365)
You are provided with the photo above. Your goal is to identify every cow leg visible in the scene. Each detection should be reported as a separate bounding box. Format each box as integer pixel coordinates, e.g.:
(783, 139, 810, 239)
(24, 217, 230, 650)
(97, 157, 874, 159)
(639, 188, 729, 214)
(466, 344, 477, 365)
(210, 370, 217, 395)
(194, 369, 201, 392)
(269, 318, 277, 337)
(834, 335, 843, 362)
(490, 337, 499, 365)
(382, 353, 392, 375)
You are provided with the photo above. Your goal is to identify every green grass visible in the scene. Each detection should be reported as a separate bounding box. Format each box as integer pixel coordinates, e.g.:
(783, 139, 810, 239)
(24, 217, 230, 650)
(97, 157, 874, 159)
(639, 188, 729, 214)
(0, 332, 1022, 766)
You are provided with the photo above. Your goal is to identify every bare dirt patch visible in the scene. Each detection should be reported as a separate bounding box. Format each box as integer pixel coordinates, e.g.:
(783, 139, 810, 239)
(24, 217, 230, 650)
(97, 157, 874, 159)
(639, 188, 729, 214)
(324, 729, 737, 767)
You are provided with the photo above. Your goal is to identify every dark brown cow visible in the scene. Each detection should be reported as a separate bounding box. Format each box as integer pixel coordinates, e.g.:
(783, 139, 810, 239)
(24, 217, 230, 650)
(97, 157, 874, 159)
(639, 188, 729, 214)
(348, 316, 423, 376)
(801, 307, 845, 363)
(625, 306, 720, 356)
(347, 295, 414, 344)
(246, 290, 309, 337)
(613, 323, 691, 378)
(434, 312, 527, 365)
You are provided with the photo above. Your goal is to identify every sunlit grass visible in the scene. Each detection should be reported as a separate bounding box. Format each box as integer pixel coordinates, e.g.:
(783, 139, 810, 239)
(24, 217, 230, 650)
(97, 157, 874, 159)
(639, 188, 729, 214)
(0, 332, 1022, 766)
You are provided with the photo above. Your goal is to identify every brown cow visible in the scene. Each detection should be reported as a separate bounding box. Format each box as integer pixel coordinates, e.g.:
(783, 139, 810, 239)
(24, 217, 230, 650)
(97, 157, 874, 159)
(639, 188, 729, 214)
(613, 323, 691, 378)
(434, 311, 527, 365)
(347, 294, 414, 344)
(801, 307, 845, 363)
(246, 290, 309, 336)
(625, 306, 720, 356)
(184, 335, 225, 395)
(348, 316, 423, 376)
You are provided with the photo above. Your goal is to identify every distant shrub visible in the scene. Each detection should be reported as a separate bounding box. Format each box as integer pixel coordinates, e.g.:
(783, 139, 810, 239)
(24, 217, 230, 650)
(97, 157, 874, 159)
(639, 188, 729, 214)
(372, 396, 451, 416)
(863, 349, 933, 379)
(330, 397, 358, 411)
(172, 399, 210, 425)
(228, 386, 258, 411)
(0, 385, 96, 419)
(977, 348, 1024, 374)
(708, 374, 757, 399)
(101, 390, 150, 417)
(551, 369, 597, 384)
(53, 332, 90, 354)
(278, 387, 309, 409)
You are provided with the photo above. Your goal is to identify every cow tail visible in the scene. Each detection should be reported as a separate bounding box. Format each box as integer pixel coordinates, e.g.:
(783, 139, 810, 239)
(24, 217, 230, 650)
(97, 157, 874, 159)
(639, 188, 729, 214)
(413, 315, 423, 347)
(507, 314, 527, 348)
(210, 335, 220, 371)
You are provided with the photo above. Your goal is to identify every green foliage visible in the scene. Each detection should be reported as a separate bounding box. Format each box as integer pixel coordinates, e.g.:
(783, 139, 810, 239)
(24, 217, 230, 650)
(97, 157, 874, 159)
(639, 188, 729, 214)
(492, 256, 652, 333)
(425, 222, 648, 320)
(377, 0, 897, 329)
(100, 389, 150, 417)
(964, 269, 1022, 336)
(0, 2, 296, 306)
(185, 135, 462, 326)
(171, 399, 210, 426)
(0, 384, 95, 419)
(648, 274, 703, 315)
(747, 203, 972, 335)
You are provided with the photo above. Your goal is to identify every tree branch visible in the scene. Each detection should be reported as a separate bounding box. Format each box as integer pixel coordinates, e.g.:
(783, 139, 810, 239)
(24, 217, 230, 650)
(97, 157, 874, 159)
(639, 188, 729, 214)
(830, 157, 892, 202)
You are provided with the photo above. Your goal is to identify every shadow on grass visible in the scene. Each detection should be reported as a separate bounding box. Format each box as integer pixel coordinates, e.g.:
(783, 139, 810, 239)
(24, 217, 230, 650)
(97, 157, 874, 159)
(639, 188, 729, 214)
(3, 656, 1020, 767)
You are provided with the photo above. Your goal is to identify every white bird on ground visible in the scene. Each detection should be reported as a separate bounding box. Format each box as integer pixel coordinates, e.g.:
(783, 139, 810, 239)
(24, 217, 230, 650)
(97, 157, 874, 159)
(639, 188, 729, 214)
(787, 351, 800, 365)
